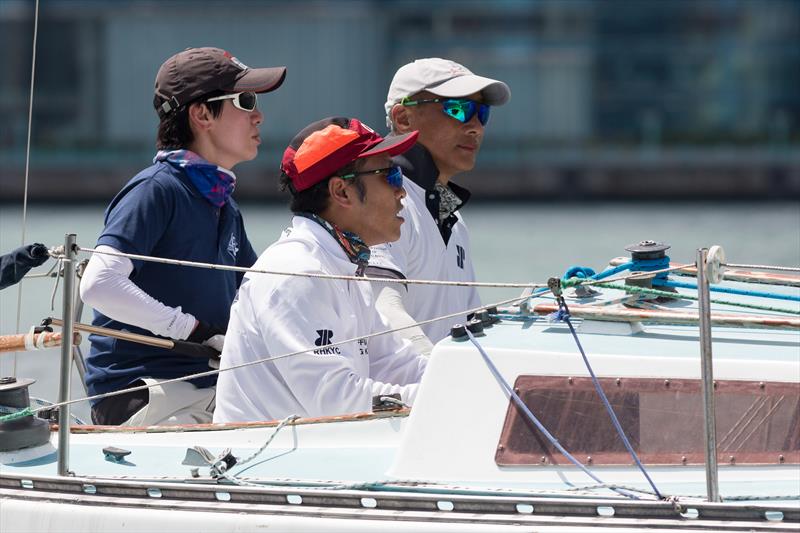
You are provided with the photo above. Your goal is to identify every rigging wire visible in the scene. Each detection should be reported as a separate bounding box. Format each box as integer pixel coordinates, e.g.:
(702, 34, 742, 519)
(12, 0, 41, 378)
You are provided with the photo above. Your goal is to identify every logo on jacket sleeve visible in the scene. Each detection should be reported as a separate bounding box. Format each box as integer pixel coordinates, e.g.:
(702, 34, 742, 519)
(313, 329, 341, 355)
(456, 245, 465, 269)
(227, 233, 240, 259)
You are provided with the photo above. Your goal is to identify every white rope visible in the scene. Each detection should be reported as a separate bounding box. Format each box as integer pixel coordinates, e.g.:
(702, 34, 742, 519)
(74, 245, 548, 290)
(22, 294, 529, 416)
(12, 0, 41, 378)
(722, 263, 800, 273)
(218, 414, 300, 486)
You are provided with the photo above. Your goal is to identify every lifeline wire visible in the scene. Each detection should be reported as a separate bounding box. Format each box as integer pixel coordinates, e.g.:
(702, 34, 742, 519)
(0, 294, 528, 423)
(74, 245, 547, 290)
(12, 0, 41, 378)
(464, 329, 638, 500)
(551, 293, 663, 499)
(723, 263, 800, 273)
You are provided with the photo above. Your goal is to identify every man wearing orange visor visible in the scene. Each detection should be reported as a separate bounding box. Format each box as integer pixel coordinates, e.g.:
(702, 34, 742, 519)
(214, 117, 428, 422)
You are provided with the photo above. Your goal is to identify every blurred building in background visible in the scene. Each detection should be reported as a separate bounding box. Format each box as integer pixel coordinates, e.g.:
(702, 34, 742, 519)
(1, 0, 798, 201)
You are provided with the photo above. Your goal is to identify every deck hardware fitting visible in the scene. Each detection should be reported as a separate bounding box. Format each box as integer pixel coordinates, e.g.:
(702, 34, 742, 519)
(102, 446, 131, 463)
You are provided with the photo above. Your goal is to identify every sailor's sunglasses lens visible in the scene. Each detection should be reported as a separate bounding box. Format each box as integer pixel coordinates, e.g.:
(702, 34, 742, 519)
(441, 99, 490, 126)
(385, 166, 403, 188)
(205, 92, 258, 112)
(233, 92, 258, 111)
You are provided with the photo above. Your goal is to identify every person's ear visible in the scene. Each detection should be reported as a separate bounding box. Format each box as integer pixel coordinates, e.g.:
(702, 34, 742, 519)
(327, 177, 354, 209)
(391, 104, 413, 134)
(188, 102, 214, 132)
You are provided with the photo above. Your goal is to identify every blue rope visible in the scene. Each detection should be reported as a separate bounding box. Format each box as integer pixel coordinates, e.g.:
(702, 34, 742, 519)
(550, 297, 664, 499)
(654, 279, 800, 302)
(464, 329, 639, 500)
(563, 257, 671, 284)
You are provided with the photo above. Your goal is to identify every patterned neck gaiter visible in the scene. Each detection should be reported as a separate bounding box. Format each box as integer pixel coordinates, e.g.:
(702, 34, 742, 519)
(298, 212, 370, 276)
(435, 182, 463, 223)
(155, 149, 236, 207)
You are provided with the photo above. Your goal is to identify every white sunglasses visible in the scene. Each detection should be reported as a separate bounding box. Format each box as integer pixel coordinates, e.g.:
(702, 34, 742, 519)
(204, 91, 258, 112)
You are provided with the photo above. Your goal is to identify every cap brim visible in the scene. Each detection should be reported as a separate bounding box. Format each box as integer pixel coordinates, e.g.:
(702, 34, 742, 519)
(428, 75, 511, 106)
(233, 66, 287, 94)
(359, 130, 418, 159)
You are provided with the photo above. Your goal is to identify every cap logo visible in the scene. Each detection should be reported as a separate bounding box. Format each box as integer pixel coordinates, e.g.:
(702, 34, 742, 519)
(223, 50, 249, 71)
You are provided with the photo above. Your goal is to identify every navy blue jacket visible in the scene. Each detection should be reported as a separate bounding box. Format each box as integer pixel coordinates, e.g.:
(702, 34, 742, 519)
(85, 161, 257, 400)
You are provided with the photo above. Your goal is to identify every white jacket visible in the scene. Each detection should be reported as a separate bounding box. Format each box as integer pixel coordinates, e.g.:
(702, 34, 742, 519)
(370, 178, 481, 343)
(214, 216, 427, 423)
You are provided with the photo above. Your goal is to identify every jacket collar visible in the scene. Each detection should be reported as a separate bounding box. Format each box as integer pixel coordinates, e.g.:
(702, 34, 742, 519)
(393, 143, 471, 205)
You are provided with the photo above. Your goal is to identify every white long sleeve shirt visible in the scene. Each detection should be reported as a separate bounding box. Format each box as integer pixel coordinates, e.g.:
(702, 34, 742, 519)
(80, 245, 197, 340)
(370, 178, 481, 343)
(214, 216, 427, 423)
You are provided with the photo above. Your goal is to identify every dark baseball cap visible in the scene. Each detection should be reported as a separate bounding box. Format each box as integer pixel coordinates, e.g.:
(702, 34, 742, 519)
(154, 47, 287, 117)
(281, 117, 418, 193)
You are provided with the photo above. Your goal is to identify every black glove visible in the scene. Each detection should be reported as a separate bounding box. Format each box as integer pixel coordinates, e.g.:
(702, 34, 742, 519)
(1, 243, 50, 290)
(171, 339, 222, 359)
(186, 321, 224, 344)
(173, 321, 225, 360)
(28, 243, 50, 265)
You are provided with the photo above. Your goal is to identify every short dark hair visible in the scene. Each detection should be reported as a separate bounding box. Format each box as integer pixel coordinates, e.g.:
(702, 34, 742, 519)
(279, 160, 367, 215)
(155, 92, 224, 150)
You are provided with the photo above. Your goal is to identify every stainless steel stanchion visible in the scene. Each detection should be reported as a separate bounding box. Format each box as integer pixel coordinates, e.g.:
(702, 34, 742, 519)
(697, 247, 720, 502)
(57, 234, 76, 476)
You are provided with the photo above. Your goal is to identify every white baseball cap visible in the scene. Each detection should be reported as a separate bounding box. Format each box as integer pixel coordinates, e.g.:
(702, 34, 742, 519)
(384, 58, 511, 127)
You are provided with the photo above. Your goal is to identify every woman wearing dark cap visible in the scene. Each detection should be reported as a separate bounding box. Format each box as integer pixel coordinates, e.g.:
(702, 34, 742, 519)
(80, 48, 286, 426)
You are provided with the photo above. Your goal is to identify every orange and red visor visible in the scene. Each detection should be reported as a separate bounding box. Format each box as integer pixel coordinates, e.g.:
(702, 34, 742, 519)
(281, 117, 418, 192)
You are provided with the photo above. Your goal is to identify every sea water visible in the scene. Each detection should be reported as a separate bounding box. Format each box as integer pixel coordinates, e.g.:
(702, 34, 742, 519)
(1, 202, 798, 422)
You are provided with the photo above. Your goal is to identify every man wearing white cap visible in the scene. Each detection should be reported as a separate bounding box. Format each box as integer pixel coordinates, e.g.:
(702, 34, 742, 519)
(368, 58, 511, 354)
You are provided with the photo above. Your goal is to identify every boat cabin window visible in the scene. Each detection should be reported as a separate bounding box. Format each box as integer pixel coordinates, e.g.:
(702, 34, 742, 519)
(496, 376, 799, 466)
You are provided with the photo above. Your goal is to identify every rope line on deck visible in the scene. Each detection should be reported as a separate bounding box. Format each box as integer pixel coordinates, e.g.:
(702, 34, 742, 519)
(549, 286, 663, 499)
(569, 280, 800, 315)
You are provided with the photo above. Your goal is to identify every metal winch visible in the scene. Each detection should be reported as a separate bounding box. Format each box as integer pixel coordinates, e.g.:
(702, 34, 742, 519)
(0, 377, 51, 452)
(624, 240, 675, 291)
